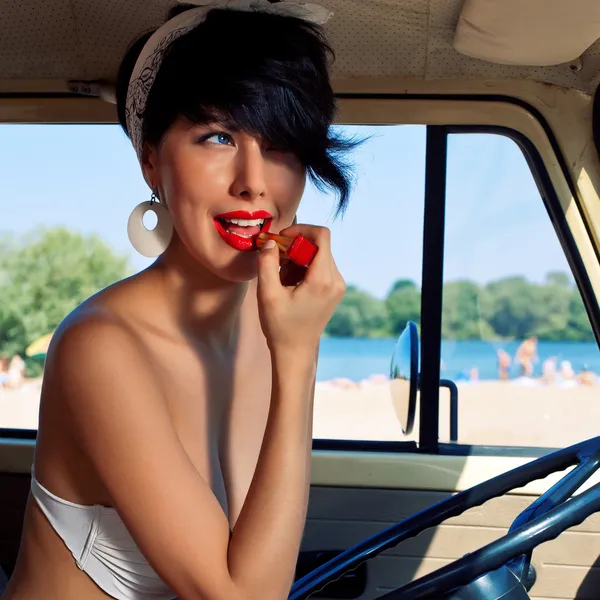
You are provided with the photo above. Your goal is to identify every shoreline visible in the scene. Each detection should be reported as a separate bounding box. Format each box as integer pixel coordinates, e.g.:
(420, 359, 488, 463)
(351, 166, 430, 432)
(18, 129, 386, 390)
(2, 377, 599, 448)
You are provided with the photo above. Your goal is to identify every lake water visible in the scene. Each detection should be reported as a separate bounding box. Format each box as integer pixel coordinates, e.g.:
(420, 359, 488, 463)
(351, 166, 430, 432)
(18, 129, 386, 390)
(316, 337, 600, 382)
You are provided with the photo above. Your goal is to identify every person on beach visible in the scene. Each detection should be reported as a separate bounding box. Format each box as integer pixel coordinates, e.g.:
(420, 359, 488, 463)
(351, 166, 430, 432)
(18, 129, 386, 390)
(497, 349, 511, 381)
(6, 354, 25, 390)
(4, 3, 354, 599)
(560, 360, 575, 380)
(0, 354, 9, 389)
(541, 356, 557, 385)
(469, 367, 479, 382)
(578, 364, 597, 386)
(515, 336, 538, 377)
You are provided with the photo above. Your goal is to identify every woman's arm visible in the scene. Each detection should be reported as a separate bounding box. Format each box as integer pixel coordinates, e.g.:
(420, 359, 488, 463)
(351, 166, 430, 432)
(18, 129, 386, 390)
(228, 349, 316, 599)
(50, 315, 317, 600)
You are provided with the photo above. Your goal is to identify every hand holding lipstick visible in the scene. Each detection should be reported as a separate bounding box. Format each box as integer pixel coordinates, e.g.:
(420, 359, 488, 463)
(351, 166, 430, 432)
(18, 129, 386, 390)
(256, 224, 346, 356)
(256, 231, 319, 287)
(255, 232, 318, 268)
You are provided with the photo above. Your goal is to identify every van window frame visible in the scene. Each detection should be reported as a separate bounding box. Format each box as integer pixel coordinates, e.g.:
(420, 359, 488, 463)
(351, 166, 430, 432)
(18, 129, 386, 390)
(317, 93, 600, 456)
(1, 94, 598, 458)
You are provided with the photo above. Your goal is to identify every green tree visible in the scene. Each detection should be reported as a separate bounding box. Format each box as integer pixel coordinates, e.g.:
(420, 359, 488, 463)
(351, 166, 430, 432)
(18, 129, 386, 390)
(482, 276, 543, 339)
(322, 270, 594, 341)
(0, 227, 130, 360)
(545, 271, 572, 288)
(442, 280, 494, 339)
(388, 279, 418, 294)
(325, 304, 360, 337)
(326, 285, 387, 337)
(566, 294, 595, 341)
(385, 279, 421, 335)
(532, 277, 572, 340)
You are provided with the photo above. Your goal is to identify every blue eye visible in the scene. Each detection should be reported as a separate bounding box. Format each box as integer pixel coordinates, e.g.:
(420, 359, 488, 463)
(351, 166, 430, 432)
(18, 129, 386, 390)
(205, 132, 232, 145)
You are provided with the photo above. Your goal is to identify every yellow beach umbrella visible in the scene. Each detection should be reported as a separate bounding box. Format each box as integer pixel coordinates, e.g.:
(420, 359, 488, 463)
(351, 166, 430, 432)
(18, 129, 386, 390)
(25, 332, 54, 359)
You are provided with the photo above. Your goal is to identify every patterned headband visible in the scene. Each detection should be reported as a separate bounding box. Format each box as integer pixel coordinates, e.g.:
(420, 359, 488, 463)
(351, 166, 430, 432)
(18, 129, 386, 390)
(125, 0, 333, 162)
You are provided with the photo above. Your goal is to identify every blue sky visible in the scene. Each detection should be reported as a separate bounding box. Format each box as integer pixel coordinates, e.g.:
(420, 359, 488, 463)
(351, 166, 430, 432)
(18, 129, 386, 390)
(3, 123, 571, 299)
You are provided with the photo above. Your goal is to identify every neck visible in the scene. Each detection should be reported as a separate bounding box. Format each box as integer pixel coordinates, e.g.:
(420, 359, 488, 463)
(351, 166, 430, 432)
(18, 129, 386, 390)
(148, 241, 254, 344)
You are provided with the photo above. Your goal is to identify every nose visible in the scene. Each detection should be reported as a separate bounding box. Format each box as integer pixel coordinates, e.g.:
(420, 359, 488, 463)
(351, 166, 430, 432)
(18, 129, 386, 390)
(230, 140, 267, 200)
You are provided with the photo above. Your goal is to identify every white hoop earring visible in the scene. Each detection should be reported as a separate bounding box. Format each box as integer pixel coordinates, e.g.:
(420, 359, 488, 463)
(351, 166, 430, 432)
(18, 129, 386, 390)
(127, 193, 173, 258)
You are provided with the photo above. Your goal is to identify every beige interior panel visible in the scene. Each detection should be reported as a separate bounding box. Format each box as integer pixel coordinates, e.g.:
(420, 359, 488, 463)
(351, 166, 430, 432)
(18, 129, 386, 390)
(454, 0, 600, 67)
(310, 451, 600, 496)
(0, 440, 35, 475)
(303, 486, 600, 599)
(2, 438, 596, 498)
(0, 97, 114, 122)
(2, 0, 600, 94)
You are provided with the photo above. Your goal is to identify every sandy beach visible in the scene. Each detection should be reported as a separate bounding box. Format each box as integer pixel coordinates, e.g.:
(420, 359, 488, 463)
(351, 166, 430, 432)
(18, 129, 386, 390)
(312, 378, 600, 447)
(1, 377, 599, 449)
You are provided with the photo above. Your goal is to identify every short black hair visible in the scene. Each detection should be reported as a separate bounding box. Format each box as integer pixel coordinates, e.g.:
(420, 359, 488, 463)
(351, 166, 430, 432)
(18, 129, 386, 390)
(116, 4, 359, 214)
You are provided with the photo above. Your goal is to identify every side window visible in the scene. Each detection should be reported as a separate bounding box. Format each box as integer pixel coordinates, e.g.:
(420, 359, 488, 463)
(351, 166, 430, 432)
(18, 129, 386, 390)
(299, 125, 426, 442)
(0, 124, 151, 431)
(0, 123, 426, 445)
(442, 132, 599, 448)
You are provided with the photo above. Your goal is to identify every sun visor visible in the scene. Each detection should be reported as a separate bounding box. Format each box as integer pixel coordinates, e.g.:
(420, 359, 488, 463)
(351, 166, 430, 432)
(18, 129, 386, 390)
(454, 0, 600, 66)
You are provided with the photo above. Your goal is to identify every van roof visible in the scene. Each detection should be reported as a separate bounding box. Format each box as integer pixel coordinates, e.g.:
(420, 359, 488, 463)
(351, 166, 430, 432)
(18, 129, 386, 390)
(1, 0, 599, 98)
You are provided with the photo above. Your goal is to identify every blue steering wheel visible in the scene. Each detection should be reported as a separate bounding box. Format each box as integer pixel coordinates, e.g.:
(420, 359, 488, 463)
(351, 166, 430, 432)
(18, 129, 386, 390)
(290, 435, 600, 599)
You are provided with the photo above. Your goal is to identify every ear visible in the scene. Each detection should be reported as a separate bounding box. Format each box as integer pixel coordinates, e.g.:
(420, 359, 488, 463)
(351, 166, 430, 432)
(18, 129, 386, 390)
(140, 143, 160, 190)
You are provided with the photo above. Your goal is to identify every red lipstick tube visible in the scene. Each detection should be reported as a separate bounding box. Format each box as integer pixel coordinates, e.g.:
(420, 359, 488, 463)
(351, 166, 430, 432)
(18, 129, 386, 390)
(256, 232, 318, 268)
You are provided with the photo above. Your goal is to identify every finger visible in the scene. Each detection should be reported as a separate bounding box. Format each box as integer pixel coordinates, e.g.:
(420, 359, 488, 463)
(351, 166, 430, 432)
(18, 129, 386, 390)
(280, 260, 307, 287)
(256, 239, 283, 294)
(278, 224, 331, 255)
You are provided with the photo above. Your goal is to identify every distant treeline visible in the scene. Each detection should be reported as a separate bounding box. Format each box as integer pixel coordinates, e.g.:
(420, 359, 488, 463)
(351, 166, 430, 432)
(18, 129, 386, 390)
(0, 229, 594, 373)
(325, 273, 595, 341)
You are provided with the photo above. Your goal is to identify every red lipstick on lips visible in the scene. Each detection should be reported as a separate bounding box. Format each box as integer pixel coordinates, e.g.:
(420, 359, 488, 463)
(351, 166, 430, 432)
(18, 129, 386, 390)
(214, 210, 273, 251)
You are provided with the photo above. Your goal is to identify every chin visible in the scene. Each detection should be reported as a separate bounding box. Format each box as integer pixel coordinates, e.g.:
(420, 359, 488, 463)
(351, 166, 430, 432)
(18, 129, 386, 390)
(175, 234, 260, 283)
(206, 251, 260, 284)
(220, 266, 258, 283)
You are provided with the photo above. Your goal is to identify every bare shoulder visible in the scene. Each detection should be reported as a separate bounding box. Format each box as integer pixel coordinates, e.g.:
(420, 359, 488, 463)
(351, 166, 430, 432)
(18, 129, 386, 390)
(41, 293, 162, 428)
(47, 307, 141, 371)
(45, 271, 157, 377)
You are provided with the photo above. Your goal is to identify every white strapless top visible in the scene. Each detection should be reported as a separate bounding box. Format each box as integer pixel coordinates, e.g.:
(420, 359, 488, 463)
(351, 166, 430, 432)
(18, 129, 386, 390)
(30, 469, 176, 600)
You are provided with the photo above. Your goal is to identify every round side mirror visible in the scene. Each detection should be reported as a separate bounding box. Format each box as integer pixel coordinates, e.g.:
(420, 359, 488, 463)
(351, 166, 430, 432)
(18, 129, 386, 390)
(389, 321, 419, 435)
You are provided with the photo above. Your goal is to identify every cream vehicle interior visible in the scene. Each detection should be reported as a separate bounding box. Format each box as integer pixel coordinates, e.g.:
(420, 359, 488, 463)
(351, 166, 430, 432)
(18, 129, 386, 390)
(2, 0, 600, 598)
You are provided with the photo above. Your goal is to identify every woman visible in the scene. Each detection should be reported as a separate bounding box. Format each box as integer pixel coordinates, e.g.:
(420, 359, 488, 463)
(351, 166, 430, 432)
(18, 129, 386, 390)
(6, 355, 25, 390)
(3, 2, 355, 599)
